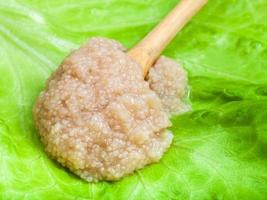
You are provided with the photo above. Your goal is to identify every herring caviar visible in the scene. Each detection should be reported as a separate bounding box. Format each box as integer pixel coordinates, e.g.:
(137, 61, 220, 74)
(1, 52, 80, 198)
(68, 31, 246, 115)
(33, 37, 189, 182)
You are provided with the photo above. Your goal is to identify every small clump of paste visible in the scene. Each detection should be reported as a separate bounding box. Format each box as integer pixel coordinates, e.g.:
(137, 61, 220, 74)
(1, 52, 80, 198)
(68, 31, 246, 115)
(33, 37, 190, 182)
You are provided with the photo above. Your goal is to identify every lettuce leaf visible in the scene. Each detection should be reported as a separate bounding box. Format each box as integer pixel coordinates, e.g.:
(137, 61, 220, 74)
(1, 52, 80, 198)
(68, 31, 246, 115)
(1, 0, 267, 199)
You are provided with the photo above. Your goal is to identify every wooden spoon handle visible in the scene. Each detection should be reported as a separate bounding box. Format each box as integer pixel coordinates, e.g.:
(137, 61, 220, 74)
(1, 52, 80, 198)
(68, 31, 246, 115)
(128, 0, 208, 76)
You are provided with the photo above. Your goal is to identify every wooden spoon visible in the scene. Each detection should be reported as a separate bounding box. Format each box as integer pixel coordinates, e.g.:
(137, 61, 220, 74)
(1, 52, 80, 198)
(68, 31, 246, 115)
(128, 0, 208, 76)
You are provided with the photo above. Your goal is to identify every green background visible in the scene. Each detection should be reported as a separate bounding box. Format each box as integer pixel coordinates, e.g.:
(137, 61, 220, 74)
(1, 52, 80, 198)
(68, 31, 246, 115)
(0, 0, 267, 199)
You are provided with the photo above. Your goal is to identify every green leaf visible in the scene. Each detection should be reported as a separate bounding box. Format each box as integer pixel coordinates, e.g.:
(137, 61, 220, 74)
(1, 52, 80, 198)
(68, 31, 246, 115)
(1, 0, 267, 199)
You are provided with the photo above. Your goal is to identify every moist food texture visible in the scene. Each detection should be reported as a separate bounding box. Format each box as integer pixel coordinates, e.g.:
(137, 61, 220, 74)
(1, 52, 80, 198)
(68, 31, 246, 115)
(33, 37, 189, 182)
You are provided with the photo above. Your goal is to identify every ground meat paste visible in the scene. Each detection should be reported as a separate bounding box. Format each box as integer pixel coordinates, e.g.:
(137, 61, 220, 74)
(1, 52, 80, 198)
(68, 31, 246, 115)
(33, 37, 189, 182)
